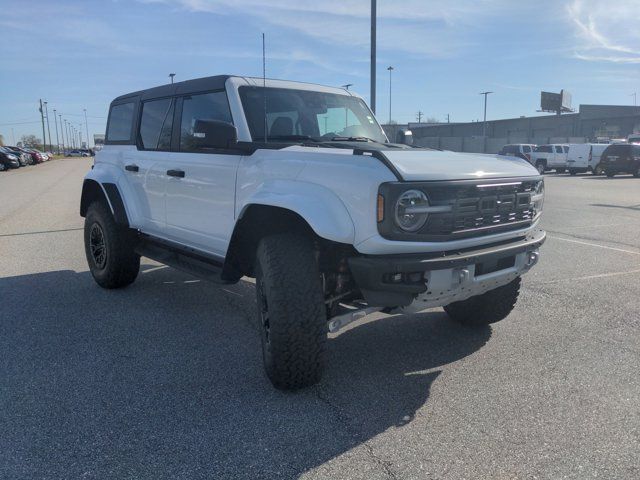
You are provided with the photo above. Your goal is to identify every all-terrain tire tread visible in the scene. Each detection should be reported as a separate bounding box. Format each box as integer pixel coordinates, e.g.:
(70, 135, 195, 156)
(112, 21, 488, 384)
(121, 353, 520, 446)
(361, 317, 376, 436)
(84, 201, 140, 289)
(256, 233, 327, 390)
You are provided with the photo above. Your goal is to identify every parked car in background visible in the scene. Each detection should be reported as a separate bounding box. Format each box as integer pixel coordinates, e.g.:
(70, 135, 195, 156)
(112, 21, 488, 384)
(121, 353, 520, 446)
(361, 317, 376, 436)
(566, 143, 608, 175)
(627, 133, 640, 144)
(529, 144, 568, 173)
(498, 144, 537, 169)
(0, 146, 21, 170)
(67, 149, 90, 157)
(599, 143, 640, 177)
(4, 146, 33, 166)
(23, 148, 46, 163)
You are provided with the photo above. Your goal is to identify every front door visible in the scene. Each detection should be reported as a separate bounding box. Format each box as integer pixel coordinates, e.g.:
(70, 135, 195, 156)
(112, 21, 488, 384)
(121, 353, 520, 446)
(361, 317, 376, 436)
(163, 91, 240, 257)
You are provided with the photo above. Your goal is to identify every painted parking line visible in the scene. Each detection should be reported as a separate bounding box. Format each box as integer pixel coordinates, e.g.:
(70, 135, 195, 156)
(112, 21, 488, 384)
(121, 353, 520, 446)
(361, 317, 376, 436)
(548, 235, 640, 256)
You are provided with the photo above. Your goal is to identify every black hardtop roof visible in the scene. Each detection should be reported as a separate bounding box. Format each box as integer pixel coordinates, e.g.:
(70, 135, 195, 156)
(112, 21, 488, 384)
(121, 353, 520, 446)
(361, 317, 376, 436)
(111, 75, 232, 104)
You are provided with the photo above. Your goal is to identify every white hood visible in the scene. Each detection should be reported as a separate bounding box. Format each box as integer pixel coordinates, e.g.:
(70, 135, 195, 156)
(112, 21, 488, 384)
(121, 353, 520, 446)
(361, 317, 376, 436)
(383, 150, 539, 181)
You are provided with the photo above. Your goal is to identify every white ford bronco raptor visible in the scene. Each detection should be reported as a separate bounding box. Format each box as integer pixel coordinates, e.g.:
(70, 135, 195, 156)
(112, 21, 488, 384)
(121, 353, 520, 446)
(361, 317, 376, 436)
(81, 75, 545, 390)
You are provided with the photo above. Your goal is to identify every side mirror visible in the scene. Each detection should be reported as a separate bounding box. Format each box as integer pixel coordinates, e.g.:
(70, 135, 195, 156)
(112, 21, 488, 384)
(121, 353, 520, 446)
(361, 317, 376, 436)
(192, 120, 238, 149)
(396, 129, 413, 146)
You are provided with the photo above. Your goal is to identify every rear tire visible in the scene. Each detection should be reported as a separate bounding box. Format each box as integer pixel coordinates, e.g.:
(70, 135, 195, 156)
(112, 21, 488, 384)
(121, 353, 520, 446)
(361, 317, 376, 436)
(633, 166, 640, 178)
(444, 277, 521, 326)
(84, 201, 140, 289)
(569, 169, 577, 176)
(535, 162, 545, 174)
(255, 233, 327, 390)
(593, 164, 603, 175)
(556, 168, 565, 174)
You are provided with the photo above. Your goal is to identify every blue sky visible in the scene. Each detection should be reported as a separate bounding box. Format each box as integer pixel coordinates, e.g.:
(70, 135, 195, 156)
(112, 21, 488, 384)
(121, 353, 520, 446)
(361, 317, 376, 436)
(1, 0, 639, 145)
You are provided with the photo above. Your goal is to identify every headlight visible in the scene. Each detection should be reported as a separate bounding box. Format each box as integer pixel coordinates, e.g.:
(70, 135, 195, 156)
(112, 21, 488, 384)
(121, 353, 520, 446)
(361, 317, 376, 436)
(7, 154, 17, 160)
(395, 189, 429, 232)
(532, 180, 544, 216)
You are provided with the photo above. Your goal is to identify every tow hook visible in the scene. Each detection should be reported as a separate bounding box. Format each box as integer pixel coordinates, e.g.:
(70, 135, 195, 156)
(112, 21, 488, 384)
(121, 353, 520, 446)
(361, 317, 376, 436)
(526, 251, 539, 268)
(328, 306, 383, 333)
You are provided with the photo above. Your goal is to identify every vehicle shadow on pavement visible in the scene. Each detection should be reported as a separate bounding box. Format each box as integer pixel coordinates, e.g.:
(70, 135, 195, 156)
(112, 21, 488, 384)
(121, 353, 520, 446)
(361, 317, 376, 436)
(0, 267, 491, 480)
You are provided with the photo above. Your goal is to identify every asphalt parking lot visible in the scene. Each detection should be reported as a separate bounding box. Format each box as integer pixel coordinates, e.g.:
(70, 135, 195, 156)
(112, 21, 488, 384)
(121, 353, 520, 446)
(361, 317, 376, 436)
(1, 158, 639, 479)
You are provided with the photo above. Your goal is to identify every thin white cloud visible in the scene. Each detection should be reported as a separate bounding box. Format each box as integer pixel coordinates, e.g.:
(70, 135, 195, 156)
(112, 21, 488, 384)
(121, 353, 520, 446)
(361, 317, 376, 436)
(139, 0, 518, 57)
(567, 0, 640, 63)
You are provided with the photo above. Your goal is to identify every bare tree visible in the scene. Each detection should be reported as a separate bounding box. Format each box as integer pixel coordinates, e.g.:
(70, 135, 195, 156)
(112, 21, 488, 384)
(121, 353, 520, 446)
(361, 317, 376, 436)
(21, 134, 41, 148)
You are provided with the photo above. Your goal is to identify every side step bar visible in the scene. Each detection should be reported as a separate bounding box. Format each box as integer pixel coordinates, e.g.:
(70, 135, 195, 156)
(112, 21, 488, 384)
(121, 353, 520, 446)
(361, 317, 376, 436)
(135, 235, 230, 284)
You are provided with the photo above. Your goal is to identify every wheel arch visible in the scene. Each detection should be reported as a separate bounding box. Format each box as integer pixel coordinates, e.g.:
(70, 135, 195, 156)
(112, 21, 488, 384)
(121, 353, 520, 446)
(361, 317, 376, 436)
(222, 201, 353, 281)
(80, 179, 130, 227)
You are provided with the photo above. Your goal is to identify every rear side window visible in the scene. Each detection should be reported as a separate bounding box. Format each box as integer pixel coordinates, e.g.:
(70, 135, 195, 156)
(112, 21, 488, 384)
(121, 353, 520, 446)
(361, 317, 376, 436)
(563, 146, 569, 153)
(535, 145, 552, 153)
(140, 98, 174, 150)
(106, 102, 135, 142)
(555, 146, 563, 153)
(180, 91, 232, 151)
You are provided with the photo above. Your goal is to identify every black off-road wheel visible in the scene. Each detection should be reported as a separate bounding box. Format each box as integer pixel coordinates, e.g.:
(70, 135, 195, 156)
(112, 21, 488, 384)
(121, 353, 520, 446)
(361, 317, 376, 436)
(255, 233, 327, 390)
(444, 277, 521, 326)
(84, 201, 140, 289)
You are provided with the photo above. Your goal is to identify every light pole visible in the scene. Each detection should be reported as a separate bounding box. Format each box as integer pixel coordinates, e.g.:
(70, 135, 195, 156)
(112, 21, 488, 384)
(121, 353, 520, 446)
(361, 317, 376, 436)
(44, 101, 52, 152)
(370, 0, 376, 114)
(169, 73, 176, 84)
(59, 114, 65, 154)
(39, 99, 46, 151)
(84, 109, 90, 148)
(479, 91, 493, 137)
(53, 108, 60, 154)
(631, 92, 637, 106)
(387, 66, 394, 124)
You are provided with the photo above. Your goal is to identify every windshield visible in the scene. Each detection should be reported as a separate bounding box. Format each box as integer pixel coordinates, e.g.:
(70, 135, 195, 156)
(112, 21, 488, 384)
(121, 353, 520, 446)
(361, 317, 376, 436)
(239, 86, 387, 143)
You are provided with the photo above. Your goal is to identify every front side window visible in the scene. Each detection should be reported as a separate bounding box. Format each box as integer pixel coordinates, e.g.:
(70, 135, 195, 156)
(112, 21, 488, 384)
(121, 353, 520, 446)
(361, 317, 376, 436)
(180, 91, 232, 151)
(107, 102, 135, 142)
(239, 86, 387, 143)
(139, 98, 174, 150)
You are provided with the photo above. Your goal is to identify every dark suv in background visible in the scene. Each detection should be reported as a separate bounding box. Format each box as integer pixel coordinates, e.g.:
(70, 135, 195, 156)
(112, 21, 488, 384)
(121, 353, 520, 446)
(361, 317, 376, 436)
(599, 143, 640, 177)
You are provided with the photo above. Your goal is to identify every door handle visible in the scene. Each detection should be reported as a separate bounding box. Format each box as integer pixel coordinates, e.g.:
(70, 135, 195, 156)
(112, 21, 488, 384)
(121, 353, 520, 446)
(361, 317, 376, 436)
(125, 164, 139, 172)
(167, 169, 185, 178)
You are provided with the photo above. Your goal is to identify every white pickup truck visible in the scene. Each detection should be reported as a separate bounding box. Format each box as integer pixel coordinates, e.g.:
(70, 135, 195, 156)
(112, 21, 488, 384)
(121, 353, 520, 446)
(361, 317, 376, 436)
(529, 144, 568, 173)
(80, 75, 546, 389)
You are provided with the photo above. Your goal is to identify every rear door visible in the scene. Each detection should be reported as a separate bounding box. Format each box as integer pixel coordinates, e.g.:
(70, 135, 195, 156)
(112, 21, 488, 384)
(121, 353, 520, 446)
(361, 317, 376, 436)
(163, 90, 241, 257)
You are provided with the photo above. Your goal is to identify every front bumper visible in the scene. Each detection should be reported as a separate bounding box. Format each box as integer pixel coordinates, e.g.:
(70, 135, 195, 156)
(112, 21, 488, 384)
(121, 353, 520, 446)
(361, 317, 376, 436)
(348, 229, 546, 308)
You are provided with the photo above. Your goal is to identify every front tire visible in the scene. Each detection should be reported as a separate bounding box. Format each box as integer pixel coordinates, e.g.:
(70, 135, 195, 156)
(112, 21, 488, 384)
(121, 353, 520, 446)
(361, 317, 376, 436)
(444, 277, 521, 326)
(84, 201, 140, 289)
(535, 162, 545, 174)
(255, 233, 327, 390)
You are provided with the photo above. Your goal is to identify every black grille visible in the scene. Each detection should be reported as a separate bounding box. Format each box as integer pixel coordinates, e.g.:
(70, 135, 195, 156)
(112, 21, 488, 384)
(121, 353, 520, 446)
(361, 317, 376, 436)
(423, 181, 538, 237)
(377, 178, 542, 242)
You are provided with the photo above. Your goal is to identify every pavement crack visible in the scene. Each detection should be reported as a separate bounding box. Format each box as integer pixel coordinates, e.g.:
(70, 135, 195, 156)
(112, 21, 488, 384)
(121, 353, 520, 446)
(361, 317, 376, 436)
(314, 386, 398, 480)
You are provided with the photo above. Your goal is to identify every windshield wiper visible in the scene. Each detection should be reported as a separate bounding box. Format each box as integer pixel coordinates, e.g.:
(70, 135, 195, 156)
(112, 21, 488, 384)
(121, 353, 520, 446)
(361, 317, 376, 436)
(330, 136, 375, 142)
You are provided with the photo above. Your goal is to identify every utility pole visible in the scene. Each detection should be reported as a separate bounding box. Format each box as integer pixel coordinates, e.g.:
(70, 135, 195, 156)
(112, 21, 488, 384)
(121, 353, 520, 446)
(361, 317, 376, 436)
(387, 66, 394, 124)
(53, 109, 60, 154)
(169, 73, 176, 84)
(416, 111, 423, 123)
(631, 92, 637, 106)
(59, 114, 65, 154)
(447, 113, 450, 123)
(479, 91, 493, 137)
(341, 83, 353, 90)
(84, 109, 90, 148)
(39, 99, 46, 151)
(44, 101, 52, 152)
(370, 0, 376, 114)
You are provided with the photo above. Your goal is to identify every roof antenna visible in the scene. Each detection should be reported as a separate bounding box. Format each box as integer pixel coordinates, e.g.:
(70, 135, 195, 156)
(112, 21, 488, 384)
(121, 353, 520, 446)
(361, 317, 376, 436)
(262, 32, 268, 143)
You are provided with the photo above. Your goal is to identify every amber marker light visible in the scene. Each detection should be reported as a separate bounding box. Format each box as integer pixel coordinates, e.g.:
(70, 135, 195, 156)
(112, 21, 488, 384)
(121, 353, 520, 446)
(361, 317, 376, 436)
(377, 194, 385, 222)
